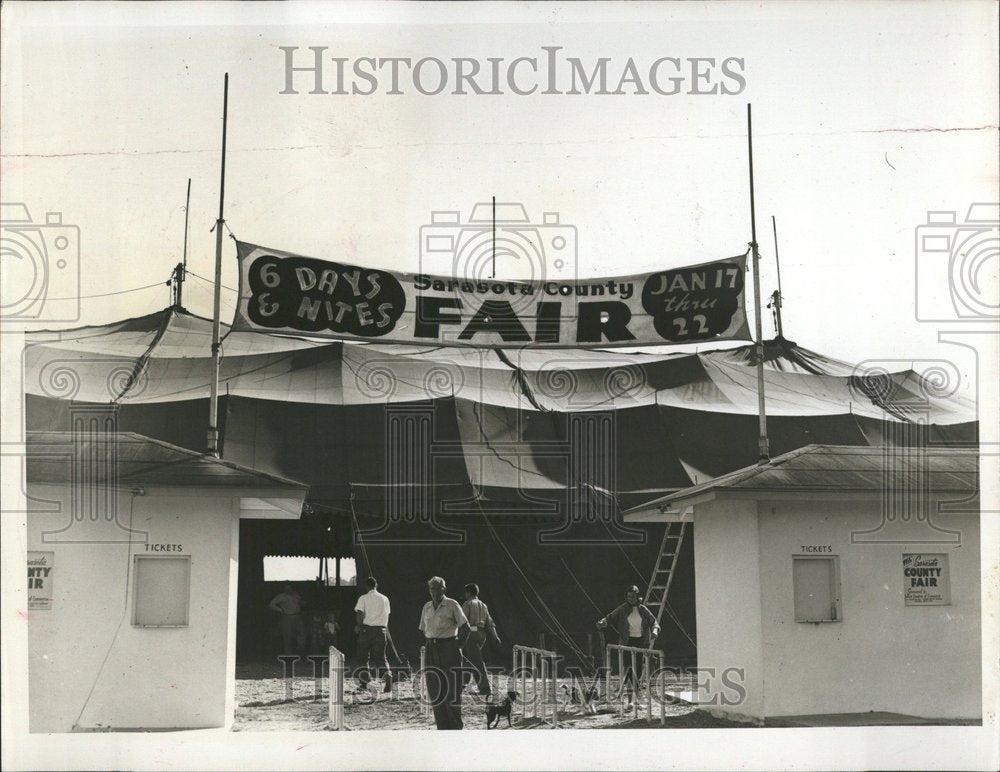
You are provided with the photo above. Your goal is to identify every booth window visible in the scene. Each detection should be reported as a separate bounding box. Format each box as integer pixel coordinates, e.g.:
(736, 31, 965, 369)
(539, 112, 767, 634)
(793, 555, 841, 622)
(133, 555, 191, 627)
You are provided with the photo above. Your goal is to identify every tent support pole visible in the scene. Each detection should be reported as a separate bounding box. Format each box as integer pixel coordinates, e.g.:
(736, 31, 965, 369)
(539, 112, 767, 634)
(208, 73, 229, 457)
(747, 103, 770, 464)
(178, 178, 191, 309)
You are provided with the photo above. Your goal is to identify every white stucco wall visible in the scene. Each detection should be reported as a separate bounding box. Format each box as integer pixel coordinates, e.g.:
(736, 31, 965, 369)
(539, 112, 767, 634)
(692, 498, 766, 722)
(757, 498, 981, 719)
(27, 486, 240, 732)
(691, 493, 981, 722)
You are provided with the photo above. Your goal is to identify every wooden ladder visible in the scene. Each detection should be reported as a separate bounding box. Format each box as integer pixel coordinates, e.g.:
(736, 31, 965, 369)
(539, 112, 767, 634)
(644, 521, 688, 630)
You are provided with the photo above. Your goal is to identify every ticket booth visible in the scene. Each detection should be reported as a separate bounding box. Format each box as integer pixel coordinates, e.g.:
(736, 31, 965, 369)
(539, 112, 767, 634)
(24, 431, 309, 732)
(625, 444, 982, 725)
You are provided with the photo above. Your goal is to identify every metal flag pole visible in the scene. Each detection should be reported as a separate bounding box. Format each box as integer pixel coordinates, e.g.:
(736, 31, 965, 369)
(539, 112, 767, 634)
(172, 179, 192, 309)
(491, 194, 496, 279)
(180, 178, 191, 308)
(770, 215, 784, 339)
(208, 74, 229, 457)
(747, 104, 770, 464)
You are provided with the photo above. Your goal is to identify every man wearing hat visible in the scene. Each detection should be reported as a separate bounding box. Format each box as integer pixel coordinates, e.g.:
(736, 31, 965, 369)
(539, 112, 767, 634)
(596, 585, 659, 709)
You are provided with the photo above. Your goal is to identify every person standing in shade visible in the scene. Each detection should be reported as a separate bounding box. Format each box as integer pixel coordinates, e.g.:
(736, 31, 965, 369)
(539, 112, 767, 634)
(461, 582, 501, 696)
(419, 576, 470, 730)
(354, 576, 393, 693)
(268, 583, 305, 657)
(596, 585, 659, 709)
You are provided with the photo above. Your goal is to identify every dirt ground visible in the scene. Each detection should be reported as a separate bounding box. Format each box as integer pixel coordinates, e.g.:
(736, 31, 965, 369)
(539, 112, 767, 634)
(233, 662, 748, 731)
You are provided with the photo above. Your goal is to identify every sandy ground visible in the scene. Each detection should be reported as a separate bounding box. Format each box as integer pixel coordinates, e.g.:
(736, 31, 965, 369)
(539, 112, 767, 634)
(233, 663, 747, 732)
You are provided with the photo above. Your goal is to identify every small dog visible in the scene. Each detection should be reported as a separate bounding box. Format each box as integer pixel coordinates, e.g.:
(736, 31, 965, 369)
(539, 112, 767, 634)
(560, 683, 599, 714)
(485, 690, 518, 729)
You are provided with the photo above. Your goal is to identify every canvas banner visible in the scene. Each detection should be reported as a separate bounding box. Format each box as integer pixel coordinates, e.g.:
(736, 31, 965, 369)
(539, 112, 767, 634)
(233, 241, 751, 348)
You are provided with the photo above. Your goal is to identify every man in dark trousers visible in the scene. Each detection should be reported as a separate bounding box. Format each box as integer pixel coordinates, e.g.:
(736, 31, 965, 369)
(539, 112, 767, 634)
(419, 576, 470, 729)
(268, 583, 305, 656)
(354, 576, 393, 693)
(596, 585, 660, 709)
(461, 582, 501, 696)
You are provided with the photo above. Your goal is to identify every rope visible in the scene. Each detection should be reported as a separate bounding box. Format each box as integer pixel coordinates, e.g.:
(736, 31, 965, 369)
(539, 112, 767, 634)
(493, 347, 549, 412)
(347, 487, 372, 581)
(33, 281, 166, 302)
(348, 488, 404, 665)
(187, 269, 237, 293)
(558, 557, 603, 615)
(72, 493, 138, 729)
(471, 496, 591, 668)
(113, 303, 174, 402)
(597, 514, 648, 586)
(662, 602, 697, 648)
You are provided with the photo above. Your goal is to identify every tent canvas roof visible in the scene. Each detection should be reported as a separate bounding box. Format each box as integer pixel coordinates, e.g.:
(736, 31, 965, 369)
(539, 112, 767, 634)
(24, 306, 976, 422)
(23, 306, 978, 501)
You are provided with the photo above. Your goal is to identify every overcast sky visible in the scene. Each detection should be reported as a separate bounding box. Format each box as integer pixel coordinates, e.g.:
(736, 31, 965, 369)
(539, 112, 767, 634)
(1, 1, 997, 376)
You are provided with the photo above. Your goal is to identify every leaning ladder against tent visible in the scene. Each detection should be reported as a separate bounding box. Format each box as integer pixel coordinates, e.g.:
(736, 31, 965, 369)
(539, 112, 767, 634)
(644, 522, 688, 631)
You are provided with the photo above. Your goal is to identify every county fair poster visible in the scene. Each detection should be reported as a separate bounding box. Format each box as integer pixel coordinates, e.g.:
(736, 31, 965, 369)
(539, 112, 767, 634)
(26, 552, 54, 611)
(903, 553, 952, 606)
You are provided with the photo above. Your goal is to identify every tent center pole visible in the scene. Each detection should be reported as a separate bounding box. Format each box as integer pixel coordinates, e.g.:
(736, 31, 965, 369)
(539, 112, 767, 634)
(747, 103, 770, 464)
(208, 73, 229, 457)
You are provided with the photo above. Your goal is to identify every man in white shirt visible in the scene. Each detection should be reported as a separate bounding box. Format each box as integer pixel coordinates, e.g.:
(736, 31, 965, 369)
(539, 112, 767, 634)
(354, 576, 393, 693)
(419, 576, 470, 729)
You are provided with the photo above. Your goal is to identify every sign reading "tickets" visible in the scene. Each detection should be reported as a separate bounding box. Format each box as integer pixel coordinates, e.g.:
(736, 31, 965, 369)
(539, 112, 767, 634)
(234, 241, 750, 349)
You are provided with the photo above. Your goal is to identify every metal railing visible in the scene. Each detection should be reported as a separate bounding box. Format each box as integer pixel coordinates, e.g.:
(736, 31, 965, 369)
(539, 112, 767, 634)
(605, 644, 665, 725)
(328, 646, 346, 730)
(512, 645, 558, 728)
(418, 645, 431, 719)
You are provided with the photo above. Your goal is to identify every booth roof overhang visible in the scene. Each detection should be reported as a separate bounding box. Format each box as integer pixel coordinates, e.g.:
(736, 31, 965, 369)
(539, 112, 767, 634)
(25, 430, 310, 492)
(625, 443, 980, 521)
